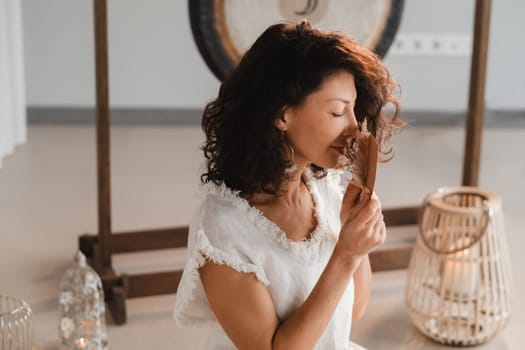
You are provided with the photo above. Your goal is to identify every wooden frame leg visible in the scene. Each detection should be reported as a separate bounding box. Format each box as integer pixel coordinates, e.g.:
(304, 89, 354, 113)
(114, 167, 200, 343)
(109, 286, 127, 325)
(463, 0, 491, 186)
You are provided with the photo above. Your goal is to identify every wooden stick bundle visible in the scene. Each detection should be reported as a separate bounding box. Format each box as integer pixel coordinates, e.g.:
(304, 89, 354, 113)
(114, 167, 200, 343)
(339, 120, 379, 196)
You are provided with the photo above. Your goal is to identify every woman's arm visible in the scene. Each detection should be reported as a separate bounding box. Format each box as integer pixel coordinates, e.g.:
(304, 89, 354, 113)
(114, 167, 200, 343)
(199, 189, 385, 349)
(271, 252, 363, 349)
(351, 254, 372, 321)
(199, 262, 279, 349)
(199, 252, 362, 350)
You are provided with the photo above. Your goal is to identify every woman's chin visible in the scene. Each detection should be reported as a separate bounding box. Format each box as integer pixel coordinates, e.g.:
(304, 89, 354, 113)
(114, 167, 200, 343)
(311, 158, 346, 170)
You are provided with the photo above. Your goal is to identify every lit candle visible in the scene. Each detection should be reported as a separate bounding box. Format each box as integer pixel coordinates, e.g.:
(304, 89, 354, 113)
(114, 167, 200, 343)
(74, 337, 89, 349)
(441, 248, 478, 298)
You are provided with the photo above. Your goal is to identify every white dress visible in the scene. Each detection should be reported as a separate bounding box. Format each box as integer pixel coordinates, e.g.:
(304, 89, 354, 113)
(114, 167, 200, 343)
(173, 169, 367, 350)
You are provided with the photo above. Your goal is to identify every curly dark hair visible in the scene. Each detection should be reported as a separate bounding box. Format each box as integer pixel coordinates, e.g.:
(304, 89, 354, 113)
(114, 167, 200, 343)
(201, 20, 404, 196)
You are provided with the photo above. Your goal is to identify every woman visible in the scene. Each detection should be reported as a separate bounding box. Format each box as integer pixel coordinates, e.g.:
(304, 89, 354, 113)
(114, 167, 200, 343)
(174, 21, 404, 349)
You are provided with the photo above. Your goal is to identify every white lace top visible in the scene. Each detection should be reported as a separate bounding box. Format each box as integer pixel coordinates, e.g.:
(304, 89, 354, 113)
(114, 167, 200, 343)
(173, 169, 366, 350)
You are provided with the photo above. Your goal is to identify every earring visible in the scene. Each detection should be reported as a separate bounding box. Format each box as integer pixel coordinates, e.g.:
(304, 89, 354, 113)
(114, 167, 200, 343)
(282, 131, 298, 174)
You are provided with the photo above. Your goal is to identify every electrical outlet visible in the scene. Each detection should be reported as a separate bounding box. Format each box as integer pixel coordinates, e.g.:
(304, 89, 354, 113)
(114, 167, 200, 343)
(389, 33, 472, 57)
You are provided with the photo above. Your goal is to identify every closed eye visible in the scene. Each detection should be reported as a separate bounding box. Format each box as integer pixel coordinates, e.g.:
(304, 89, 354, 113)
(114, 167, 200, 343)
(331, 112, 344, 117)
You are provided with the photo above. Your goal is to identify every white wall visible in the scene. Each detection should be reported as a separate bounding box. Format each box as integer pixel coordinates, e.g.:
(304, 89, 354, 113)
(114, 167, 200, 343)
(483, 0, 525, 110)
(22, 0, 220, 109)
(383, 0, 525, 111)
(21, 0, 525, 111)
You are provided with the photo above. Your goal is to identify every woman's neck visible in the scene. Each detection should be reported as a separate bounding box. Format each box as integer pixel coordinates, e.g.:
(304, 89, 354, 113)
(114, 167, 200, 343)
(248, 165, 308, 208)
(247, 164, 317, 242)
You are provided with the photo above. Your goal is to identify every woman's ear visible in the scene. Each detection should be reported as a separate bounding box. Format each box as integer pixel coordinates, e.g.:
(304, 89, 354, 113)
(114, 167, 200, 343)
(275, 106, 292, 131)
(275, 118, 287, 131)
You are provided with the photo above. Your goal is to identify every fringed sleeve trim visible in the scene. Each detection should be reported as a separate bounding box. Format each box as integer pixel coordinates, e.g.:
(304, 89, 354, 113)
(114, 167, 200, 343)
(173, 228, 269, 329)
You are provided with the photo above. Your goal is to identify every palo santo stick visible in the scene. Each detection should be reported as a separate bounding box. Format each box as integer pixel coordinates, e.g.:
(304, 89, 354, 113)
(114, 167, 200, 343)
(339, 119, 379, 198)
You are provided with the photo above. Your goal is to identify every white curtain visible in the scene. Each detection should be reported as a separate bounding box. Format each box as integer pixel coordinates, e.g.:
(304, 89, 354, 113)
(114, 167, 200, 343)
(0, 0, 26, 168)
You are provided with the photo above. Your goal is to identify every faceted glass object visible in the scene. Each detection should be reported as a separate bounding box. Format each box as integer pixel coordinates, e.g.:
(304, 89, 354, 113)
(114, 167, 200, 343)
(59, 251, 108, 350)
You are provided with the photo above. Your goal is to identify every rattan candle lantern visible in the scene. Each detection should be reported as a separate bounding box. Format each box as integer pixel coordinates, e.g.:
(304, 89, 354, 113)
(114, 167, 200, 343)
(0, 296, 34, 350)
(406, 186, 512, 346)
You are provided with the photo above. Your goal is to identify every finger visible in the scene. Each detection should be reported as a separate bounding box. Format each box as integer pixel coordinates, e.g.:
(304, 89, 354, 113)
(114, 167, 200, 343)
(380, 222, 387, 242)
(365, 208, 381, 226)
(369, 192, 382, 208)
(342, 183, 362, 209)
(372, 213, 385, 240)
(366, 210, 383, 233)
(376, 222, 387, 246)
(344, 195, 371, 222)
(352, 200, 381, 227)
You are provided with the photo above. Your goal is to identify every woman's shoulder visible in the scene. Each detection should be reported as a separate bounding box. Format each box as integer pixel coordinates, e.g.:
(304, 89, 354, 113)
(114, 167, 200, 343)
(195, 181, 249, 224)
(186, 182, 271, 282)
(191, 181, 266, 246)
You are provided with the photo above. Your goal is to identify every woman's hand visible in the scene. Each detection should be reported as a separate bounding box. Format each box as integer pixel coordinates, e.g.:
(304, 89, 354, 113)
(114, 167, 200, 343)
(334, 183, 386, 264)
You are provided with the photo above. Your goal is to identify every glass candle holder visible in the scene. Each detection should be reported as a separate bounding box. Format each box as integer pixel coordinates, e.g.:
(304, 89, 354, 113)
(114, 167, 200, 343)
(58, 251, 108, 350)
(0, 295, 35, 350)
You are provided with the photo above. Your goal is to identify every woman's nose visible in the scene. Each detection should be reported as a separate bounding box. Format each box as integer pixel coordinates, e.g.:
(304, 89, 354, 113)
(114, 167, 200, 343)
(343, 114, 358, 138)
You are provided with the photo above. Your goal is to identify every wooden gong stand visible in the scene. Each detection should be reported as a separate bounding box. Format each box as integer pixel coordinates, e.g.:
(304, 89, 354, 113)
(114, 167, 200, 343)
(79, 0, 492, 325)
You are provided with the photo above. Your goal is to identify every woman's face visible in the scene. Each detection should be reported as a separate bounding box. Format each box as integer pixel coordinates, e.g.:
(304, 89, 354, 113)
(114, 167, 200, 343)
(280, 71, 358, 169)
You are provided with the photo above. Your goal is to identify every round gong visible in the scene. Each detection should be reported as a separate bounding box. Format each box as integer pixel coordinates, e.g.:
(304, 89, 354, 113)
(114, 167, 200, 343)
(189, 0, 404, 81)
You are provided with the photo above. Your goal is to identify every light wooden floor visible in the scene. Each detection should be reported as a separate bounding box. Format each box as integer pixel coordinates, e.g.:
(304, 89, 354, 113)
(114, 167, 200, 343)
(0, 125, 524, 349)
